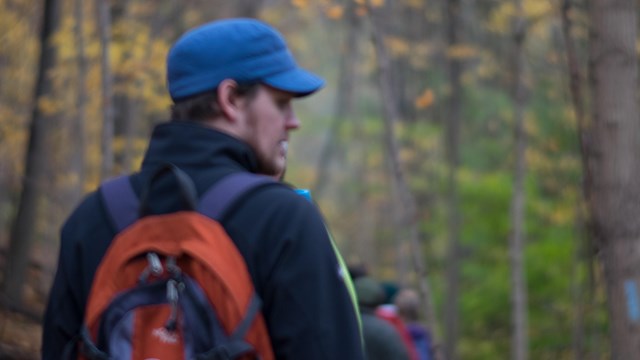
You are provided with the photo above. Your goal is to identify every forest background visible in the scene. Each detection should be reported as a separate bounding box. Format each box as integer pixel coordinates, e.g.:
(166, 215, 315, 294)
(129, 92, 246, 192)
(1, 0, 637, 359)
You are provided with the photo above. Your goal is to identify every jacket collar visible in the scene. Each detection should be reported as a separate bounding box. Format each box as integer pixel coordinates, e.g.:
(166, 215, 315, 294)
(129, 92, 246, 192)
(140, 120, 259, 173)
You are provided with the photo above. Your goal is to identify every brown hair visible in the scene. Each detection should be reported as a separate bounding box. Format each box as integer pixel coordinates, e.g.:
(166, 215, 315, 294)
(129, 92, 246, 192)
(170, 83, 260, 122)
(394, 288, 421, 321)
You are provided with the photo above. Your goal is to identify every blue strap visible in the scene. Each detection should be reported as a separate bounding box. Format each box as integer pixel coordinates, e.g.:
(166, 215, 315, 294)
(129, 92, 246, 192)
(198, 173, 274, 220)
(101, 175, 139, 232)
(100, 172, 275, 233)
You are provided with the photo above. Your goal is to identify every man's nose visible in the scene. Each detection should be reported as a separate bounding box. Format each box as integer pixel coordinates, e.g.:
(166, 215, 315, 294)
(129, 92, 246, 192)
(286, 111, 300, 130)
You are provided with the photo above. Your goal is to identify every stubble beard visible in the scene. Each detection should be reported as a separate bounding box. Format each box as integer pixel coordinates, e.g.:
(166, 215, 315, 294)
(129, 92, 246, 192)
(255, 150, 284, 178)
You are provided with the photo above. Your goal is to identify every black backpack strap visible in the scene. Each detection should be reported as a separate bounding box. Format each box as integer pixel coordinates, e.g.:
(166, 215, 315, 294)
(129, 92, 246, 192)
(100, 170, 276, 232)
(230, 294, 262, 340)
(194, 297, 260, 360)
(79, 326, 111, 360)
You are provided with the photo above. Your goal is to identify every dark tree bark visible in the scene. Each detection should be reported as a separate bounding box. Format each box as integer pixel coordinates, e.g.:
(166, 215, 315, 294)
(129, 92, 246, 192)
(560, 1, 591, 358)
(312, 0, 361, 200)
(443, 0, 462, 358)
(113, 0, 149, 174)
(112, 0, 135, 174)
(1, 0, 61, 307)
(209, 0, 264, 19)
(111, 1, 187, 174)
(71, 0, 87, 202)
(509, 0, 528, 359)
(234, 0, 264, 18)
(97, 0, 114, 179)
(586, 0, 640, 358)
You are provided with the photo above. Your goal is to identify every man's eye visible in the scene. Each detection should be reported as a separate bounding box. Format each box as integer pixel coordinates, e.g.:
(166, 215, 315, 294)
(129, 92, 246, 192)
(278, 101, 290, 109)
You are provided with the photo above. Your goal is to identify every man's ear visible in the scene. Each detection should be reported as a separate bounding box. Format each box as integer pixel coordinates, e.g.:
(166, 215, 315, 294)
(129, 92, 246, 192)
(217, 79, 243, 122)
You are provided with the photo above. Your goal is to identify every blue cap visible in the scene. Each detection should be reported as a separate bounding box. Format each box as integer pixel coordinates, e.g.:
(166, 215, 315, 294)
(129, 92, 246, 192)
(167, 18, 325, 101)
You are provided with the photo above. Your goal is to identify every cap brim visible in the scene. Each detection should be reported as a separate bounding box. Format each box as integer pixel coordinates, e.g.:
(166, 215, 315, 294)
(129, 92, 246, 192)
(262, 68, 325, 97)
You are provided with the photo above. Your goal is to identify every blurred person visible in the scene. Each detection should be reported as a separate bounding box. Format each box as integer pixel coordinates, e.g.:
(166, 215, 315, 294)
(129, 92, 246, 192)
(355, 276, 411, 360)
(376, 281, 419, 360)
(348, 262, 370, 281)
(395, 288, 434, 360)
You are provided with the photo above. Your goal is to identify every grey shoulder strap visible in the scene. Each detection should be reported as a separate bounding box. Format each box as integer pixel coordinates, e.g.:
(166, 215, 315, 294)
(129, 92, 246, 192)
(100, 172, 275, 232)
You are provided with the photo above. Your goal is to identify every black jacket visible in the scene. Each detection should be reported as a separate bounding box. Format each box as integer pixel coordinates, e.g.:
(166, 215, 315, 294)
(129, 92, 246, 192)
(42, 121, 364, 359)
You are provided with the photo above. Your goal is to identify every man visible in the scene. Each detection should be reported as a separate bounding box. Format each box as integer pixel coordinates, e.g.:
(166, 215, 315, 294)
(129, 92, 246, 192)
(42, 18, 364, 359)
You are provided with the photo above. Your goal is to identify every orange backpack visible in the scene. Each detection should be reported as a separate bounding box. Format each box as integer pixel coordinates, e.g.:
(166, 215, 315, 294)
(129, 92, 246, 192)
(79, 164, 275, 360)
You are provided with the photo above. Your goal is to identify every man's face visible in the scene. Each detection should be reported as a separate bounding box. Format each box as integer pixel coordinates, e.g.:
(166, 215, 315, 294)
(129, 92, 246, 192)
(238, 85, 300, 177)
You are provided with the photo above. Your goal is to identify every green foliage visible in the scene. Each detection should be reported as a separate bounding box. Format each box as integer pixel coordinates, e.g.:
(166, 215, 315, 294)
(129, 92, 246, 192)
(458, 172, 512, 359)
(460, 86, 514, 172)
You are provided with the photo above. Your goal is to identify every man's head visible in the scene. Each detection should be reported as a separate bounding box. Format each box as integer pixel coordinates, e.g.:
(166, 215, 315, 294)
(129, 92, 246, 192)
(354, 277, 385, 310)
(394, 288, 421, 322)
(166, 18, 324, 177)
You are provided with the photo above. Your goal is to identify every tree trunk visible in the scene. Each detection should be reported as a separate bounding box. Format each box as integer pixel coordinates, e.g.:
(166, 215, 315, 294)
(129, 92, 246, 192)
(71, 0, 87, 202)
(111, 0, 134, 174)
(366, 1, 442, 359)
(1, 0, 61, 307)
(313, 0, 360, 201)
(509, 0, 528, 359)
(234, 0, 264, 18)
(443, 0, 462, 358)
(97, 0, 114, 180)
(560, 1, 590, 358)
(570, 205, 588, 360)
(112, 0, 143, 174)
(587, 0, 640, 358)
(208, 0, 263, 19)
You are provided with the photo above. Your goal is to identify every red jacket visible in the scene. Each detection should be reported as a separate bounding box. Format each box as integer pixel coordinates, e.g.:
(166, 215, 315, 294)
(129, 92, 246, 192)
(376, 305, 419, 360)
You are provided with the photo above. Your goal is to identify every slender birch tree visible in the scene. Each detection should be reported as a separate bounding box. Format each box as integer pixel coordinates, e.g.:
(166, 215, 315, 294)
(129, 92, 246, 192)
(560, 1, 591, 357)
(97, 0, 114, 179)
(509, 0, 528, 358)
(443, 0, 463, 358)
(71, 0, 87, 202)
(313, 0, 361, 200)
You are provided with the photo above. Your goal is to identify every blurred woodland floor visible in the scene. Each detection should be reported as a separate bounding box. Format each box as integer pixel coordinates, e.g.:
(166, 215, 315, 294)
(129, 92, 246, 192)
(0, 308, 41, 359)
(0, 239, 56, 359)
